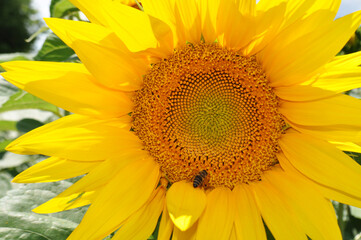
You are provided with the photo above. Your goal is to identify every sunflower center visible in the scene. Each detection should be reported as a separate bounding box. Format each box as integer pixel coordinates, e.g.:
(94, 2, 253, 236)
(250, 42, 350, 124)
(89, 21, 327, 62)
(132, 43, 285, 189)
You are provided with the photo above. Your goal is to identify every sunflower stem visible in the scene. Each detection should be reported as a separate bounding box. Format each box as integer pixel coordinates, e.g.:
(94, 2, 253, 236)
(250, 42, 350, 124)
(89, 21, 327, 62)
(134, 0, 144, 11)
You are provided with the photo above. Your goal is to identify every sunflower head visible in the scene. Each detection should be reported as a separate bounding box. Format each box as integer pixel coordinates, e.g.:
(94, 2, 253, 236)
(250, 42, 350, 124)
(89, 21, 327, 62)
(133, 42, 285, 189)
(2, 0, 361, 240)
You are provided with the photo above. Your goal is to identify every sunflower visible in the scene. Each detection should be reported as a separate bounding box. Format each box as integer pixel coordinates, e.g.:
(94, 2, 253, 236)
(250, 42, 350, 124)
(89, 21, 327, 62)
(2, 0, 361, 239)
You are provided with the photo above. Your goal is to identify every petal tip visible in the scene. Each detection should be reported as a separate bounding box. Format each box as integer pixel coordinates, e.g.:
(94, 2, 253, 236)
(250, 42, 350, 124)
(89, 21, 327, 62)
(5, 142, 20, 153)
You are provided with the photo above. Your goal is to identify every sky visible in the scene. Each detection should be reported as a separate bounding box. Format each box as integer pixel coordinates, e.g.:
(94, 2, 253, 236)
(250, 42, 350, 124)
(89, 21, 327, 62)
(32, 0, 51, 19)
(336, 0, 361, 18)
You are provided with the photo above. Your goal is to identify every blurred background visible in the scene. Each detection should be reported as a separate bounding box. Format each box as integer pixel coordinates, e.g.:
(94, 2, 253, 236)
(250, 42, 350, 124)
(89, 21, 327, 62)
(1, 0, 361, 239)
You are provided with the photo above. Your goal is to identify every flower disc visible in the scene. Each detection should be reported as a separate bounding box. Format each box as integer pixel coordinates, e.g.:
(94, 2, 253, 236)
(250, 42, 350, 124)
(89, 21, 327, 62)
(133, 43, 285, 189)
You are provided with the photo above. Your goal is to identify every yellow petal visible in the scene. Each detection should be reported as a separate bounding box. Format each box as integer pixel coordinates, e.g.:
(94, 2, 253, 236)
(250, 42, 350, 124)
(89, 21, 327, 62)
(158, 200, 174, 240)
(280, 94, 361, 126)
(279, 130, 361, 200)
(101, 0, 173, 56)
(275, 85, 337, 101)
(12, 157, 101, 183)
(311, 68, 361, 93)
(142, 0, 176, 26)
(197, 187, 235, 240)
(71, 39, 146, 91)
(305, 0, 341, 17)
(174, 0, 201, 44)
(289, 122, 361, 143)
(45, 17, 152, 87)
(33, 189, 98, 214)
(33, 151, 149, 213)
(264, 166, 342, 240)
(67, 157, 160, 240)
(233, 184, 266, 240)
(69, 0, 105, 25)
(326, 51, 361, 68)
(1, 61, 133, 117)
(236, 0, 256, 16)
(69, 0, 136, 22)
(34, 150, 148, 214)
(216, 0, 255, 50)
(242, 3, 286, 55)
(6, 114, 142, 161)
(261, 10, 361, 87)
(249, 178, 307, 240)
(172, 222, 197, 240)
(198, 0, 220, 43)
(259, 10, 333, 82)
(141, 0, 178, 46)
(217, 0, 286, 53)
(166, 181, 206, 231)
(318, 184, 361, 210)
(44, 18, 122, 48)
(229, 226, 238, 240)
(112, 187, 166, 240)
(278, 152, 361, 211)
(257, 0, 340, 30)
(331, 141, 361, 153)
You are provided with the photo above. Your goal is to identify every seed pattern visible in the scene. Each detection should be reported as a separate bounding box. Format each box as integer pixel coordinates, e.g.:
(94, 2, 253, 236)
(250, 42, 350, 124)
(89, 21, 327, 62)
(132, 43, 285, 189)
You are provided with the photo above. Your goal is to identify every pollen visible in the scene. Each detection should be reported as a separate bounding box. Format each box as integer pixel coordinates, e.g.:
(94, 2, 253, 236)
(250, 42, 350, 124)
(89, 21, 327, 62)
(132, 43, 285, 189)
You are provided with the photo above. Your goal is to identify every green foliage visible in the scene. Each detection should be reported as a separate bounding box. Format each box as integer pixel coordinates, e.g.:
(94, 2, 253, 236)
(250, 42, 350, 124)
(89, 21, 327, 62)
(0, 121, 17, 131)
(0, 0, 37, 53)
(34, 33, 75, 62)
(0, 181, 87, 240)
(16, 119, 44, 133)
(0, 91, 60, 116)
(51, 0, 78, 18)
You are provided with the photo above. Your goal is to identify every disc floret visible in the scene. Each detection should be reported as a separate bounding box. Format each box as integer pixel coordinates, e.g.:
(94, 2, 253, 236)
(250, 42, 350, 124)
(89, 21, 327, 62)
(133, 43, 285, 189)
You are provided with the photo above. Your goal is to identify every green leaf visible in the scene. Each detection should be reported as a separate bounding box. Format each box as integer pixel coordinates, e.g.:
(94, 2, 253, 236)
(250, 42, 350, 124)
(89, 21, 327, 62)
(16, 119, 44, 133)
(0, 91, 60, 116)
(0, 121, 17, 131)
(0, 181, 87, 240)
(34, 33, 75, 62)
(50, 0, 61, 15)
(51, 0, 78, 18)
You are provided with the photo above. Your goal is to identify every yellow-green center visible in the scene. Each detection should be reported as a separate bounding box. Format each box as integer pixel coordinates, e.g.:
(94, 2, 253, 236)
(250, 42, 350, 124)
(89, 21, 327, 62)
(132, 43, 285, 189)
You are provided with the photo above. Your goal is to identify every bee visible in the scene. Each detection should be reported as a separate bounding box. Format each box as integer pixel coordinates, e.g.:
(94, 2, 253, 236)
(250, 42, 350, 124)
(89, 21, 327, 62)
(193, 170, 208, 188)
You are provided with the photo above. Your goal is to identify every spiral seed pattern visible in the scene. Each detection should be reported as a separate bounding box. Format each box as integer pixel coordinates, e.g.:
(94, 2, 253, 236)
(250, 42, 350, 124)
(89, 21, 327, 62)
(132, 43, 285, 189)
